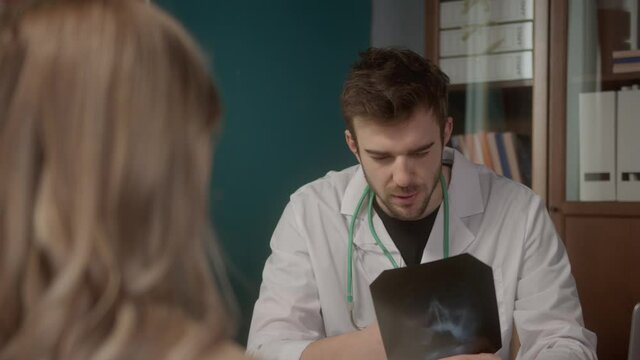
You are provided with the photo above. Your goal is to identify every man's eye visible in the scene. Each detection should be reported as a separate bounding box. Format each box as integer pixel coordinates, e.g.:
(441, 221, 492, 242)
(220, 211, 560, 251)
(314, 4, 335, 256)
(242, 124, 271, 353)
(412, 151, 429, 158)
(371, 155, 390, 161)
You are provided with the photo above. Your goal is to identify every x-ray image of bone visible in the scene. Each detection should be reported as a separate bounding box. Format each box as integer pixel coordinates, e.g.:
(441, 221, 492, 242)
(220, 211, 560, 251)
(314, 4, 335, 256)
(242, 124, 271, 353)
(419, 299, 493, 360)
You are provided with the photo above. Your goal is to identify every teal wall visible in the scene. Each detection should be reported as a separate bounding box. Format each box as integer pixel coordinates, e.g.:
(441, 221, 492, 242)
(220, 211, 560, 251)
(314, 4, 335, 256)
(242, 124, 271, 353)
(156, 0, 371, 343)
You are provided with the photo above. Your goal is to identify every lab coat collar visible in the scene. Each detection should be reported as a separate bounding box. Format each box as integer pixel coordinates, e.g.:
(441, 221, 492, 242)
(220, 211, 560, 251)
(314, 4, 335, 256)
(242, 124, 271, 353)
(340, 147, 485, 258)
(340, 166, 368, 218)
(445, 147, 484, 218)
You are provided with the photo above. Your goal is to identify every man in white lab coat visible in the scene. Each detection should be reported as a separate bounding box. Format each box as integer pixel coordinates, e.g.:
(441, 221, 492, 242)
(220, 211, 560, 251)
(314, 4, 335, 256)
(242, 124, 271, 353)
(247, 48, 597, 360)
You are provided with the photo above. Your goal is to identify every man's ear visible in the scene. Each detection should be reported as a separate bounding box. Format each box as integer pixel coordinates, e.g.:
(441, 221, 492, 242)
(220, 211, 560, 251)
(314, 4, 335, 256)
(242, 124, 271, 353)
(345, 130, 360, 163)
(442, 116, 453, 146)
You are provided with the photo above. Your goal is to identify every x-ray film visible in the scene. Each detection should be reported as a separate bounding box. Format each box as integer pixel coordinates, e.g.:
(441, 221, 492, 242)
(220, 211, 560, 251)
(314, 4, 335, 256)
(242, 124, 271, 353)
(370, 253, 502, 360)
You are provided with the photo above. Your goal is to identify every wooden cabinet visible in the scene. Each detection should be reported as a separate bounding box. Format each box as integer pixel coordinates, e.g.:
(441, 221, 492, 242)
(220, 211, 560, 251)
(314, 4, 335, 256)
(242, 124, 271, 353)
(548, 1, 640, 358)
(427, 0, 640, 358)
(564, 217, 640, 359)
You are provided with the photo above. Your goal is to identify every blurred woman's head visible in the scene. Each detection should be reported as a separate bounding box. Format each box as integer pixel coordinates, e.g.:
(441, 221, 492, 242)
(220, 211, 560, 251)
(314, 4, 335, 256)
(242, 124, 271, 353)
(0, 0, 228, 358)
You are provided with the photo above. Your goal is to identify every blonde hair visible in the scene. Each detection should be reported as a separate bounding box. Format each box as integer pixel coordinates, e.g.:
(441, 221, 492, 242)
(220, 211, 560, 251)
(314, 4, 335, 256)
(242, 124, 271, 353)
(0, 0, 230, 358)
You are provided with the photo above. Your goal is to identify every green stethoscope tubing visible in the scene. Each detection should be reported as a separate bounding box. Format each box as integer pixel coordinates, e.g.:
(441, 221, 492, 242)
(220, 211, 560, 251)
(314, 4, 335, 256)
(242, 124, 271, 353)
(346, 173, 450, 319)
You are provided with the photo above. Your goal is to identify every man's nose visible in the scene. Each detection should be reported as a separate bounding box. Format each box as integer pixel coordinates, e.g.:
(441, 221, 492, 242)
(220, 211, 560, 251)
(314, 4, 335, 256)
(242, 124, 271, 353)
(392, 158, 413, 188)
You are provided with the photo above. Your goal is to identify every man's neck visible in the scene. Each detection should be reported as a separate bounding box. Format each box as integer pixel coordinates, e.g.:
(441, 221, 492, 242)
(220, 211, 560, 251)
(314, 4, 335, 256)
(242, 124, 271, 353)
(423, 164, 451, 216)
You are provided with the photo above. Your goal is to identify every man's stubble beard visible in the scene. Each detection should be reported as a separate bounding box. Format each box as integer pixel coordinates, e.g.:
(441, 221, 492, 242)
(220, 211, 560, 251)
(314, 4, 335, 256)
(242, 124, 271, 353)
(362, 165, 443, 221)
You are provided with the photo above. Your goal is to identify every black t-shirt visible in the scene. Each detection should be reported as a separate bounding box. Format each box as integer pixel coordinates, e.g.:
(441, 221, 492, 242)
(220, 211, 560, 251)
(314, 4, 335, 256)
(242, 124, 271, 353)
(373, 200, 439, 266)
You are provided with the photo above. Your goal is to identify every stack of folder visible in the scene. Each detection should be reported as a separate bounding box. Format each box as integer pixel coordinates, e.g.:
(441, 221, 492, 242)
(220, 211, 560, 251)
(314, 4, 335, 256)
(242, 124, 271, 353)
(438, 0, 534, 84)
(612, 50, 640, 74)
(578, 88, 640, 201)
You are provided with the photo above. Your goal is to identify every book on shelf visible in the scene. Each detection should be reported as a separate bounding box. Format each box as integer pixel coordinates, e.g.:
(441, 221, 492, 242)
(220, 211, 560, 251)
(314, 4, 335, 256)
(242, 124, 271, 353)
(493, 132, 511, 179)
(612, 63, 640, 73)
(472, 132, 485, 165)
(477, 131, 495, 171)
(439, 21, 533, 57)
(486, 132, 503, 176)
(440, 0, 534, 29)
(464, 133, 477, 164)
(613, 49, 640, 59)
(514, 133, 531, 187)
(612, 49, 640, 73)
(450, 131, 529, 185)
(439, 50, 533, 84)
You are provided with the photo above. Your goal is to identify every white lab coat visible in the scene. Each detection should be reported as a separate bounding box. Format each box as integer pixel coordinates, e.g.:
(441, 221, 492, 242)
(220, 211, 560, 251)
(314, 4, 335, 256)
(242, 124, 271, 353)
(247, 148, 597, 360)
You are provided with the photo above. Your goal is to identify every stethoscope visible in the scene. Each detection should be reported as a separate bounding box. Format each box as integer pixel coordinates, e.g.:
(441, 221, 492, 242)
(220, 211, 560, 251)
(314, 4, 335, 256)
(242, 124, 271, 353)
(346, 173, 450, 329)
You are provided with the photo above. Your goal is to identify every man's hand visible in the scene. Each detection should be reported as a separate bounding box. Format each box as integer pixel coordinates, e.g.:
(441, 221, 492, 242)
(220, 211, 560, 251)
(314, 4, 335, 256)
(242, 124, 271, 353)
(440, 354, 500, 360)
(300, 322, 387, 360)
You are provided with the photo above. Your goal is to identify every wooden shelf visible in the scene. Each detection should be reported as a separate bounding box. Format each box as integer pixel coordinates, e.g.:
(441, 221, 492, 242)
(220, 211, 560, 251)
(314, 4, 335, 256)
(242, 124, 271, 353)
(559, 201, 640, 217)
(602, 72, 640, 82)
(449, 79, 533, 92)
(568, 72, 640, 90)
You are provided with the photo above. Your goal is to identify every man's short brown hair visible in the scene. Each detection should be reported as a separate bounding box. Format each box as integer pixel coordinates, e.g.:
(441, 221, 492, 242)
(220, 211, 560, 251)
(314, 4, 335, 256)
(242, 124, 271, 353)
(341, 47, 449, 139)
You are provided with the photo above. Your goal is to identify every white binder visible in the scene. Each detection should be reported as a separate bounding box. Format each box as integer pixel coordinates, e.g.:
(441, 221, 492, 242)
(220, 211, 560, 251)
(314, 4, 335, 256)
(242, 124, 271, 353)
(439, 0, 534, 29)
(439, 21, 534, 57)
(439, 51, 533, 84)
(579, 91, 617, 201)
(616, 89, 640, 201)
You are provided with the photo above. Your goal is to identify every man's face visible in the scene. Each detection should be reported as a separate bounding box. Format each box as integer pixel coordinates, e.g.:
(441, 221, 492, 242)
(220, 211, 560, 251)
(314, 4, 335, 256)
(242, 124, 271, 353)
(346, 107, 453, 221)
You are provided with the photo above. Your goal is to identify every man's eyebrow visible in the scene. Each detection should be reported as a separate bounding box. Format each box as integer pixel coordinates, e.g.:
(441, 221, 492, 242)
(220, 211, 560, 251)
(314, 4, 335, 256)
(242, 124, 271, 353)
(409, 142, 435, 153)
(363, 142, 435, 156)
(363, 149, 390, 156)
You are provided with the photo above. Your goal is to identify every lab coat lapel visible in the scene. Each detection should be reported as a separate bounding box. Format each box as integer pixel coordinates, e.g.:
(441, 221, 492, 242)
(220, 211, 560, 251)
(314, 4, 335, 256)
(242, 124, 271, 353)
(341, 166, 404, 281)
(351, 211, 404, 268)
(423, 148, 484, 262)
(350, 199, 404, 268)
(340, 166, 369, 217)
(422, 209, 476, 263)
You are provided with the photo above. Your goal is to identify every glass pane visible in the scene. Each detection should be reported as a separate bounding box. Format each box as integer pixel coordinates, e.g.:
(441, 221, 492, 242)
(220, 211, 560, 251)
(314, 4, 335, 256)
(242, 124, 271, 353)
(566, 0, 640, 201)
(439, 0, 535, 187)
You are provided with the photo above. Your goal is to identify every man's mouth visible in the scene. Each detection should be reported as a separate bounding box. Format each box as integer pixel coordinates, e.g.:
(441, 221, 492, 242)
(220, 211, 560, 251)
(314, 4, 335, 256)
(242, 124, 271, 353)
(391, 192, 417, 206)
